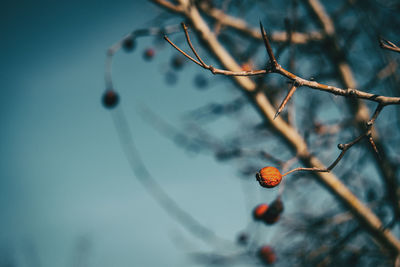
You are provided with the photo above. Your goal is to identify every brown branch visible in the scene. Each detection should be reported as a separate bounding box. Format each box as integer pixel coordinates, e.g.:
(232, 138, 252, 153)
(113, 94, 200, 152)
(164, 27, 267, 76)
(302, 0, 400, 230)
(153, 0, 400, 255)
(165, 23, 400, 106)
(197, 1, 324, 44)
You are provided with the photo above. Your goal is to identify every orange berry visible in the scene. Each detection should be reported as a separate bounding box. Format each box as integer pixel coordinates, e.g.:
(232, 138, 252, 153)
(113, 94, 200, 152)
(253, 203, 269, 221)
(256, 167, 282, 188)
(258, 245, 276, 265)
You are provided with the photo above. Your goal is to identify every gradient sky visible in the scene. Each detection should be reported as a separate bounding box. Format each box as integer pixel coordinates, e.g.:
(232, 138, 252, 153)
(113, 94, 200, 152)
(0, 1, 284, 266)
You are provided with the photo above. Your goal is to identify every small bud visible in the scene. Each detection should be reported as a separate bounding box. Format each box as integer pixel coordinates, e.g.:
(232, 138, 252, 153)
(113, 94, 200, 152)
(337, 143, 345, 150)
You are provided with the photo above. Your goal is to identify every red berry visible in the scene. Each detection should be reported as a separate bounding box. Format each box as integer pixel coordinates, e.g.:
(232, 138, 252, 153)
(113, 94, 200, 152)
(258, 245, 276, 265)
(256, 167, 282, 188)
(253, 203, 268, 221)
(143, 48, 155, 60)
(102, 89, 119, 109)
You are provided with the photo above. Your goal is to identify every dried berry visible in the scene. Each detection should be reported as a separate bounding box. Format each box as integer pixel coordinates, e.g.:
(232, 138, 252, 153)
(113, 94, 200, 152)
(122, 37, 135, 52)
(256, 166, 282, 188)
(253, 203, 269, 221)
(143, 48, 155, 60)
(263, 198, 284, 224)
(258, 245, 276, 265)
(102, 89, 119, 109)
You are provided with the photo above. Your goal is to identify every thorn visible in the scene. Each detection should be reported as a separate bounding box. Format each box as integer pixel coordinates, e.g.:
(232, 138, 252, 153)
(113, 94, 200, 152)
(259, 21, 276, 64)
(369, 136, 380, 159)
(273, 112, 280, 120)
(274, 83, 298, 120)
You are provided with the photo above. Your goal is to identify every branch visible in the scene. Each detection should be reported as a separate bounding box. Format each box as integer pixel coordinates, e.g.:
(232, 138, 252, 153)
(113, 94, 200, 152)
(380, 38, 400, 53)
(165, 22, 400, 107)
(303, 0, 400, 239)
(153, 0, 400, 255)
(197, 1, 324, 44)
(282, 104, 384, 177)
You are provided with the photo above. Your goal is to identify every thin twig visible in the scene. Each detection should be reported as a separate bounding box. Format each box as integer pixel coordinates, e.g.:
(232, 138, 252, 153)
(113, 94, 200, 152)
(380, 38, 400, 53)
(181, 23, 208, 67)
(282, 104, 384, 177)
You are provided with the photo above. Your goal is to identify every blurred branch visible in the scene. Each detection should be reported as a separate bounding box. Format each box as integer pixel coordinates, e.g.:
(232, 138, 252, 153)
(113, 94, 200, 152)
(197, 1, 324, 44)
(302, 0, 400, 230)
(153, 0, 400, 255)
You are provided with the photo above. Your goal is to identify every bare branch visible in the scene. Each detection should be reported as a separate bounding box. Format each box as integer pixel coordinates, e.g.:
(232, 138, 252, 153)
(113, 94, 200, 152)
(164, 25, 267, 76)
(283, 104, 384, 177)
(165, 24, 400, 105)
(154, 0, 400, 254)
(380, 38, 400, 53)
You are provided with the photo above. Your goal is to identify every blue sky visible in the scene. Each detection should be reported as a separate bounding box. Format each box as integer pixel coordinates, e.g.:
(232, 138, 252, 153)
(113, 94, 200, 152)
(0, 1, 284, 266)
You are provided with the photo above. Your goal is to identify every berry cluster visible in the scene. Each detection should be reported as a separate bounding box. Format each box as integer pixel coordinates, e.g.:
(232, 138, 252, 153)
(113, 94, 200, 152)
(253, 198, 284, 225)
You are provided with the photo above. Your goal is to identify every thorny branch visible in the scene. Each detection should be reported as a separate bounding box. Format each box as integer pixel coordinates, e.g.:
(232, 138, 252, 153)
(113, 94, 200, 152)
(165, 22, 391, 177)
(164, 23, 400, 106)
(159, 0, 400, 254)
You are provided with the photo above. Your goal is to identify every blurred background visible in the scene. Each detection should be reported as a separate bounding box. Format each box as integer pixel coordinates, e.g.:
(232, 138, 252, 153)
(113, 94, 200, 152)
(1, 0, 270, 266)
